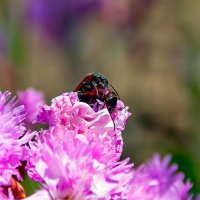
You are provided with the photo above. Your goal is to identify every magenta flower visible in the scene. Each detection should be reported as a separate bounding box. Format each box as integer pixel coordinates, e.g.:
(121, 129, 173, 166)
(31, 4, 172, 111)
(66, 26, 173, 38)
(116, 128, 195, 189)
(111, 100, 131, 132)
(0, 91, 35, 186)
(128, 154, 192, 200)
(0, 91, 25, 140)
(0, 188, 14, 200)
(17, 88, 45, 124)
(26, 128, 133, 199)
(37, 92, 131, 161)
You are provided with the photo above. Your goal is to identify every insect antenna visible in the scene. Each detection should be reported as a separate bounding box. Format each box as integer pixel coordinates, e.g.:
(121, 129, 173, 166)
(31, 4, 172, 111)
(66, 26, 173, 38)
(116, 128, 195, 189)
(109, 83, 126, 112)
(109, 83, 120, 100)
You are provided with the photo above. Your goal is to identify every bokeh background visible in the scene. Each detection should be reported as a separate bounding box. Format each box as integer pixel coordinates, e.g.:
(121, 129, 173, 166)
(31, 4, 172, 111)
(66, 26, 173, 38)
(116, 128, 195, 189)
(0, 0, 200, 196)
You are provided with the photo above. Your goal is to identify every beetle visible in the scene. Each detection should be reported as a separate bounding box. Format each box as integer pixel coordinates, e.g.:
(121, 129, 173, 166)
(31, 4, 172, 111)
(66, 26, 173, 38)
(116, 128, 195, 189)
(74, 72, 119, 112)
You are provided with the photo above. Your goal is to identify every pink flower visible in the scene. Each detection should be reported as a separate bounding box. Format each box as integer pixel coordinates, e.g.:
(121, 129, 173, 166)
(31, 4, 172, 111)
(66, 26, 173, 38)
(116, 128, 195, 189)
(0, 91, 25, 140)
(26, 129, 133, 199)
(17, 88, 45, 124)
(0, 91, 35, 186)
(37, 92, 131, 161)
(24, 190, 50, 200)
(0, 188, 14, 200)
(128, 154, 192, 200)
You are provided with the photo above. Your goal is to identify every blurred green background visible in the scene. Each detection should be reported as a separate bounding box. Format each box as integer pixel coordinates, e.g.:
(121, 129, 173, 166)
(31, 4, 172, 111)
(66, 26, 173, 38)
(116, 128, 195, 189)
(0, 0, 200, 196)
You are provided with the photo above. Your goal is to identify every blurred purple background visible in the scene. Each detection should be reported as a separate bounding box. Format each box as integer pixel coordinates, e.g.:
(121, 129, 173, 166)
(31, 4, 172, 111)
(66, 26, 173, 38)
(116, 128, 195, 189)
(0, 0, 200, 196)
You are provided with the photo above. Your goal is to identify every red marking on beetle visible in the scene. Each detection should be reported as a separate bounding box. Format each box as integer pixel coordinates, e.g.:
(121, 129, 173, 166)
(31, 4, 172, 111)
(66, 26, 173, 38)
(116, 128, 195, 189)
(74, 72, 120, 112)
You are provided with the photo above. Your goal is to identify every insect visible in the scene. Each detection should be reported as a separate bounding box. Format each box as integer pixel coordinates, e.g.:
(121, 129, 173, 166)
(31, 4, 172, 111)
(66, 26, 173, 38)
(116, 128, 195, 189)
(74, 72, 120, 112)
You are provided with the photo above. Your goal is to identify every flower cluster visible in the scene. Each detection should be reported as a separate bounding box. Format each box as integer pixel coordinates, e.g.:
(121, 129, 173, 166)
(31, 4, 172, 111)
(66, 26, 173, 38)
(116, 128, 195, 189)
(0, 89, 197, 199)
